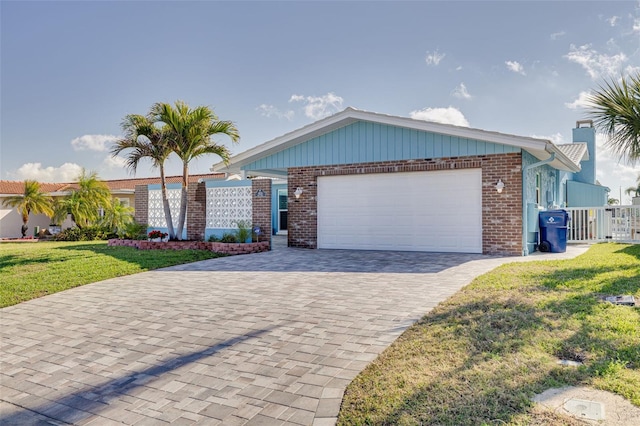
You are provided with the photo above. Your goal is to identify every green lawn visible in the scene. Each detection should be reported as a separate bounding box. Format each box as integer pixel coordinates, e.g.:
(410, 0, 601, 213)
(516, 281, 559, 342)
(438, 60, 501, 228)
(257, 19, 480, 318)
(0, 241, 223, 308)
(338, 243, 640, 426)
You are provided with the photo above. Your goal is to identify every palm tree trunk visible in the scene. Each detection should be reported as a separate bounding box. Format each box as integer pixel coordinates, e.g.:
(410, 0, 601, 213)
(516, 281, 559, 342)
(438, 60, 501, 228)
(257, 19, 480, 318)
(159, 166, 176, 240)
(176, 162, 189, 240)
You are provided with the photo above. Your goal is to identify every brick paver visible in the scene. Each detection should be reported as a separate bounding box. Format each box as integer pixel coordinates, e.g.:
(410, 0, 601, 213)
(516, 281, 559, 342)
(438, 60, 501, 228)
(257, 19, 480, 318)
(0, 239, 589, 425)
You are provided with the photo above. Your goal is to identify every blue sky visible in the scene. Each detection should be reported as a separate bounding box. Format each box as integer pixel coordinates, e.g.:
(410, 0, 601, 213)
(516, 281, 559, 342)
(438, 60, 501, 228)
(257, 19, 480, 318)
(1, 1, 639, 202)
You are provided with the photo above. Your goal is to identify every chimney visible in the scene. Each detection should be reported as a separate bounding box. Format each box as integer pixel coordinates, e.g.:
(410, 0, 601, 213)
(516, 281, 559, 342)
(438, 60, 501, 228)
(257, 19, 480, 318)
(572, 120, 596, 185)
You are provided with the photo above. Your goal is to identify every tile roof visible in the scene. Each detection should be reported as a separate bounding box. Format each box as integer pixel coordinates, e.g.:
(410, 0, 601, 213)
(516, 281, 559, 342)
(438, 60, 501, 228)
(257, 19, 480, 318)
(0, 173, 225, 195)
(556, 143, 588, 166)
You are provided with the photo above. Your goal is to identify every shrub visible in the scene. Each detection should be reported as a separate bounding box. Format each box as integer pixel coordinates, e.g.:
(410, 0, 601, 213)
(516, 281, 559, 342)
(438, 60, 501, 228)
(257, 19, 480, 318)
(123, 222, 148, 240)
(53, 226, 111, 241)
(148, 230, 168, 239)
(220, 232, 238, 243)
(208, 234, 221, 242)
(235, 220, 252, 243)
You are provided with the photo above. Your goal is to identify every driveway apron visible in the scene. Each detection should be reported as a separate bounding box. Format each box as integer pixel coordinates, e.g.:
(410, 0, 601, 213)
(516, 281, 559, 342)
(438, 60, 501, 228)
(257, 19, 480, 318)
(0, 240, 589, 425)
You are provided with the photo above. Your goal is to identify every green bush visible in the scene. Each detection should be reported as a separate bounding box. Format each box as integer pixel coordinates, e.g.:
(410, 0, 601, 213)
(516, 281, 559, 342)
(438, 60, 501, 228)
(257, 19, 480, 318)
(207, 234, 221, 242)
(124, 222, 148, 240)
(235, 220, 252, 243)
(220, 232, 238, 243)
(54, 226, 112, 241)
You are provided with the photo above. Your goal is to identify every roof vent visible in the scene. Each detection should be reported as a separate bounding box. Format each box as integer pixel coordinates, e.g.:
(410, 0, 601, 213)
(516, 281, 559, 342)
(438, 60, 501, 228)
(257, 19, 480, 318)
(576, 120, 593, 128)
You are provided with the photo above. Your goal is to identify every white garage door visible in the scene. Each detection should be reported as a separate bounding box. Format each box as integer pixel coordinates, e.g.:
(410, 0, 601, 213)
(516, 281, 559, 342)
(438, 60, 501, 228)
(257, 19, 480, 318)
(317, 169, 482, 253)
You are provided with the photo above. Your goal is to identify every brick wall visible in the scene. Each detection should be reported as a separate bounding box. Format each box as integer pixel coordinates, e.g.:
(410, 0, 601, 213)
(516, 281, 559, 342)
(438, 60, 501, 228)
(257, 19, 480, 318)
(252, 179, 272, 246)
(134, 185, 148, 225)
(481, 153, 522, 255)
(287, 153, 523, 255)
(187, 182, 206, 241)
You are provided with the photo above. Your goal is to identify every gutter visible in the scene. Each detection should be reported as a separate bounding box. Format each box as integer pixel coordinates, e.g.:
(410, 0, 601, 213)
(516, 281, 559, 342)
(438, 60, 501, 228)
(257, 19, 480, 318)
(522, 149, 555, 256)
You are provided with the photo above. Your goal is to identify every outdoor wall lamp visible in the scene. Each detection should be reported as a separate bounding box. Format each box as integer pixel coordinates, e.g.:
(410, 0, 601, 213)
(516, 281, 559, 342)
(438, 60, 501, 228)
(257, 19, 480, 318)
(495, 179, 505, 193)
(294, 187, 304, 199)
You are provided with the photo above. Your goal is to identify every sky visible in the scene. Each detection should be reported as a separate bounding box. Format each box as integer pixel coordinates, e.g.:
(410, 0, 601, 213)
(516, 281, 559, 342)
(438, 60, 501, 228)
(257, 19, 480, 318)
(1, 0, 639, 203)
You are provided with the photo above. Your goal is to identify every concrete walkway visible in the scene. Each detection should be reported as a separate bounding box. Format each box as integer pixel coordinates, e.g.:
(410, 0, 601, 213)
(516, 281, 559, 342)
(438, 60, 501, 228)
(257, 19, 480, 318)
(0, 240, 589, 425)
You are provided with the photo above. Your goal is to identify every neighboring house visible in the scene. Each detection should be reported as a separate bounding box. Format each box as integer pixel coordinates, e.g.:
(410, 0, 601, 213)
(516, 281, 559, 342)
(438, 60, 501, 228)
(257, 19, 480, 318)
(211, 108, 608, 256)
(0, 173, 223, 239)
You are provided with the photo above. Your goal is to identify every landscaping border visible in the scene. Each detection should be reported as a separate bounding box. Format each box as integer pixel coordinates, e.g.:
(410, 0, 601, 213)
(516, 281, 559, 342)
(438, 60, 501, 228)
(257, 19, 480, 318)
(108, 239, 270, 255)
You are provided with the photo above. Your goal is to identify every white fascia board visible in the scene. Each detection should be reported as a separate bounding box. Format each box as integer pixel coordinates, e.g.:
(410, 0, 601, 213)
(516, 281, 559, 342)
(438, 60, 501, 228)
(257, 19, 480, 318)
(212, 107, 574, 172)
(525, 144, 581, 172)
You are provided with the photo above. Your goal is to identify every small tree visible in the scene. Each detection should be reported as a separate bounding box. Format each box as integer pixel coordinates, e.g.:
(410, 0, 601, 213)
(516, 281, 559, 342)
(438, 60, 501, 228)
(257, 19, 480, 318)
(625, 174, 640, 198)
(2, 180, 53, 237)
(54, 170, 112, 228)
(100, 199, 134, 237)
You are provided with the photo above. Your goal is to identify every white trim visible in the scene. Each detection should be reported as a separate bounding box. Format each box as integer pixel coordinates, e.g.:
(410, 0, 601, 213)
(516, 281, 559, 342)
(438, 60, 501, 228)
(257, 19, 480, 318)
(212, 107, 581, 173)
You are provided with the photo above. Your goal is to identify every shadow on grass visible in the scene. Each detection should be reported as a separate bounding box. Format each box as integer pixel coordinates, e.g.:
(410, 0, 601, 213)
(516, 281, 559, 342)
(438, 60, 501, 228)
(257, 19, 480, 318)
(342, 257, 639, 425)
(53, 242, 224, 270)
(0, 325, 278, 424)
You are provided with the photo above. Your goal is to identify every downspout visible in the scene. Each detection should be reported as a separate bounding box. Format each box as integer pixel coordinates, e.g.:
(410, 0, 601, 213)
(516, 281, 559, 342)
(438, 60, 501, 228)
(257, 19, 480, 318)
(522, 151, 555, 256)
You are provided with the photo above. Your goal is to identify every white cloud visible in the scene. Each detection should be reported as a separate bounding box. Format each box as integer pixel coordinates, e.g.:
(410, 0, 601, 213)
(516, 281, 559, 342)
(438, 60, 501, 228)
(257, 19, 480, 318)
(455, 66, 463, 71)
(550, 30, 566, 40)
(565, 91, 592, 110)
(505, 60, 526, 75)
(607, 16, 620, 26)
(531, 133, 565, 145)
(71, 134, 119, 152)
(452, 83, 472, 100)
(256, 104, 295, 120)
(14, 162, 83, 183)
(425, 50, 445, 66)
(564, 44, 627, 79)
(633, 17, 640, 33)
(289, 92, 344, 120)
(103, 155, 128, 169)
(409, 107, 469, 127)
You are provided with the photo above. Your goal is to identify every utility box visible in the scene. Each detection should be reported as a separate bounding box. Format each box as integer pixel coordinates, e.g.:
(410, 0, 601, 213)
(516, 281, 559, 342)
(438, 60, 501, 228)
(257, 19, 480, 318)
(539, 210, 570, 253)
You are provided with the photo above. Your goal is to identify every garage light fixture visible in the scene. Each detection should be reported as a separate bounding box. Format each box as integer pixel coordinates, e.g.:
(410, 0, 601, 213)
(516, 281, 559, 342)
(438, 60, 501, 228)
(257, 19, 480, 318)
(495, 179, 505, 193)
(294, 187, 304, 199)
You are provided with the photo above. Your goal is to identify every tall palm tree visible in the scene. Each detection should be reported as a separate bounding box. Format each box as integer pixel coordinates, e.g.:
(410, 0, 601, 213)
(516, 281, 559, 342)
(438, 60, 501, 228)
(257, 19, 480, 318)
(111, 114, 177, 239)
(586, 71, 640, 165)
(2, 180, 53, 237)
(55, 170, 112, 228)
(150, 101, 239, 239)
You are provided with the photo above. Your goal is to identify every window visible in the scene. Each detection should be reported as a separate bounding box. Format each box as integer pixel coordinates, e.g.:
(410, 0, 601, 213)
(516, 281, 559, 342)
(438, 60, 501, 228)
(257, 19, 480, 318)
(535, 173, 541, 204)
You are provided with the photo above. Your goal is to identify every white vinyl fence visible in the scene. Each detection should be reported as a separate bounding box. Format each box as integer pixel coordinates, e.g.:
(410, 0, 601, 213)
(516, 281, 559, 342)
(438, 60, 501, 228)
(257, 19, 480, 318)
(565, 205, 640, 243)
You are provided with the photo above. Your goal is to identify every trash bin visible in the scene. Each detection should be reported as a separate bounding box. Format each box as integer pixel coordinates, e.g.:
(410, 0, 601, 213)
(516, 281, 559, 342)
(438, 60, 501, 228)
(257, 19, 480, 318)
(538, 210, 570, 253)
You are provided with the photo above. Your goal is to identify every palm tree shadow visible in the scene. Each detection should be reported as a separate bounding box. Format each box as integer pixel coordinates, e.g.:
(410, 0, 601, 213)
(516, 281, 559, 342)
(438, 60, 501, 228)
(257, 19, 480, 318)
(1, 326, 278, 425)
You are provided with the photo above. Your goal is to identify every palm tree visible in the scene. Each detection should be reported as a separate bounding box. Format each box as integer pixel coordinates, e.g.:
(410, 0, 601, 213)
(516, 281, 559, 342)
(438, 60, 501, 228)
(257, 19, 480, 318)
(111, 114, 177, 239)
(55, 170, 112, 228)
(2, 180, 53, 237)
(150, 101, 239, 239)
(100, 199, 134, 237)
(625, 174, 640, 198)
(586, 71, 640, 165)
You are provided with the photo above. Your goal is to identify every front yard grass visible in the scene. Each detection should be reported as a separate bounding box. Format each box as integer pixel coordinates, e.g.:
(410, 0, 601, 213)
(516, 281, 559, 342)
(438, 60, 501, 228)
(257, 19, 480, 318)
(0, 241, 223, 308)
(338, 243, 640, 425)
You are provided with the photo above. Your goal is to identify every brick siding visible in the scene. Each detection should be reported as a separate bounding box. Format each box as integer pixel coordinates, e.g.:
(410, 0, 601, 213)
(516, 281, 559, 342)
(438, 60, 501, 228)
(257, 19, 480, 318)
(252, 179, 272, 245)
(187, 182, 206, 241)
(287, 154, 523, 256)
(134, 185, 148, 225)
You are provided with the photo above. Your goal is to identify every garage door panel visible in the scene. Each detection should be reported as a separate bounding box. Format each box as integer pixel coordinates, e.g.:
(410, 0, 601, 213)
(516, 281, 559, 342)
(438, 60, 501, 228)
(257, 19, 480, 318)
(317, 169, 482, 253)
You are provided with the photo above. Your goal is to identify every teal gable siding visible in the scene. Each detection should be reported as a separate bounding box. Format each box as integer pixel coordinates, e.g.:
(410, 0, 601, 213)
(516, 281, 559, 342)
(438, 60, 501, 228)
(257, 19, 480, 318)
(243, 121, 520, 171)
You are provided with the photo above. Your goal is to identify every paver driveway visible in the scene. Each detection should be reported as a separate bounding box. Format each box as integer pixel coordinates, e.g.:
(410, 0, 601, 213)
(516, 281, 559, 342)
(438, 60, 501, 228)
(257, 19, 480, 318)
(0, 241, 588, 425)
